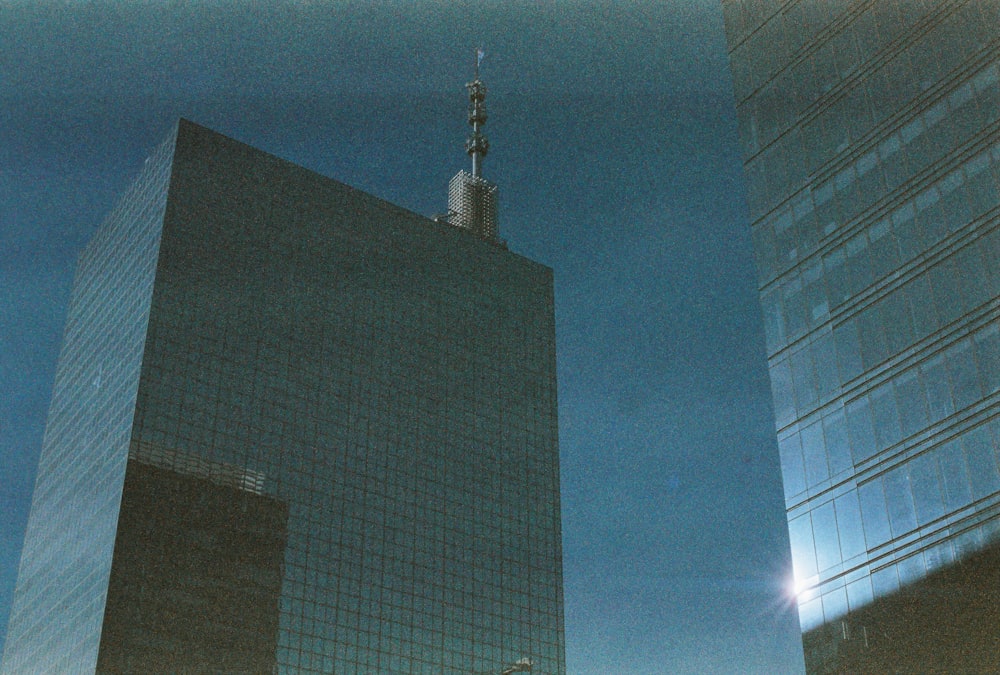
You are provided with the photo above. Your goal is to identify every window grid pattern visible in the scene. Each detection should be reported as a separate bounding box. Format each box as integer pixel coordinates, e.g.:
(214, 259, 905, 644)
(129, 122, 565, 674)
(1, 127, 176, 674)
(724, 0, 1000, 636)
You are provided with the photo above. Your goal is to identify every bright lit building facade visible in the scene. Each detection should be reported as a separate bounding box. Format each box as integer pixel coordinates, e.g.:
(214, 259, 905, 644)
(723, 2, 1000, 671)
(1, 119, 565, 674)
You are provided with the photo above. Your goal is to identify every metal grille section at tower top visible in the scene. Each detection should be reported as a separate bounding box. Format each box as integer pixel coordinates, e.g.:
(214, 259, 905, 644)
(448, 170, 499, 241)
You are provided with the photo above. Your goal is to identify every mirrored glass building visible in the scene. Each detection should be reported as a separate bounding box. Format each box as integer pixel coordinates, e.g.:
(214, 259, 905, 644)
(1, 119, 565, 674)
(723, 2, 1000, 672)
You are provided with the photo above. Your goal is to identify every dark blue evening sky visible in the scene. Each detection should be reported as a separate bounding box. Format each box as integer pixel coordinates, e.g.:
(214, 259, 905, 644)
(1, 2, 804, 672)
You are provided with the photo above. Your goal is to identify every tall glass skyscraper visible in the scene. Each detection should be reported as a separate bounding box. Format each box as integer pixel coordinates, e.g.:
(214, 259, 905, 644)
(1, 119, 565, 674)
(723, 2, 1000, 672)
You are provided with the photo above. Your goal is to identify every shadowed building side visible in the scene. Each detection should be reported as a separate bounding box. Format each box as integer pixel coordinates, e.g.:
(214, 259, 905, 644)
(802, 540, 1000, 673)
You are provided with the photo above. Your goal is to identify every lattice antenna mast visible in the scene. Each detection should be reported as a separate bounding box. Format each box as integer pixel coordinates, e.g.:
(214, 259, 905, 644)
(466, 48, 489, 178)
(439, 47, 500, 243)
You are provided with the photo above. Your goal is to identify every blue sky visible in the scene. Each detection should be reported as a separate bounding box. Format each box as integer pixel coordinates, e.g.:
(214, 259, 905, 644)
(1, 2, 804, 672)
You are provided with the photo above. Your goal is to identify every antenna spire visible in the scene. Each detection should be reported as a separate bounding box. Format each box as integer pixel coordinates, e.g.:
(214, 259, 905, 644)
(439, 48, 500, 244)
(466, 47, 489, 178)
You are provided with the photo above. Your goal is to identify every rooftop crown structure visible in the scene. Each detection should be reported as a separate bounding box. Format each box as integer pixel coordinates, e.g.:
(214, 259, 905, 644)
(444, 49, 500, 242)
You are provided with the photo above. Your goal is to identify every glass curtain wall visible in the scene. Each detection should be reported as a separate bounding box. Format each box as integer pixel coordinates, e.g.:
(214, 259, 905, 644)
(724, 1, 1000, 669)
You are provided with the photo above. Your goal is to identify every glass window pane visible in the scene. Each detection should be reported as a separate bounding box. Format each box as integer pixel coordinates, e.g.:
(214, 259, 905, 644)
(895, 368, 929, 438)
(929, 256, 965, 325)
(822, 586, 848, 623)
(871, 564, 899, 600)
(812, 331, 840, 398)
(846, 395, 877, 463)
(954, 242, 991, 310)
(798, 596, 823, 632)
(802, 420, 829, 487)
(823, 247, 850, 307)
(963, 425, 1000, 499)
(834, 489, 866, 560)
(868, 217, 900, 280)
(791, 346, 818, 411)
(979, 228, 1000, 297)
(883, 466, 917, 537)
(835, 319, 863, 381)
(802, 259, 828, 322)
(770, 358, 796, 427)
(922, 354, 954, 421)
(946, 338, 982, 411)
(789, 513, 818, 581)
(870, 381, 902, 451)
(879, 288, 914, 354)
(938, 438, 972, 511)
(974, 324, 1000, 395)
(846, 576, 874, 612)
(812, 501, 841, 573)
(858, 479, 891, 548)
(923, 539, 954, 575)
(953, 527, 984, 559)
(760, 286, 785, 353)
(896, 552, 925, 587)
(906, 274, 939, 339)
(784, 275, 808, 340)
(857, 307, 888, 370)
(823, 408, 852, 476)
(846, 233, 873, 295)
(909, 452, 944, 526)
(779, 433, 806, 499)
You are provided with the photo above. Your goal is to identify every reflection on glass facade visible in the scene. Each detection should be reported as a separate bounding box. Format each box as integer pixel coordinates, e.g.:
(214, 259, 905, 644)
(2, 119, 565, 674)
(97, 460, 288, 672)
(724, 2, 1000, 672)
(0, 129, 175, 674)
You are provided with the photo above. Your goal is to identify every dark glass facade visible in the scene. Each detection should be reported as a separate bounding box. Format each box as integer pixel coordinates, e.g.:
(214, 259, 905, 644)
(2, 119, 565, 674)
(723, 2, 1000, 671)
